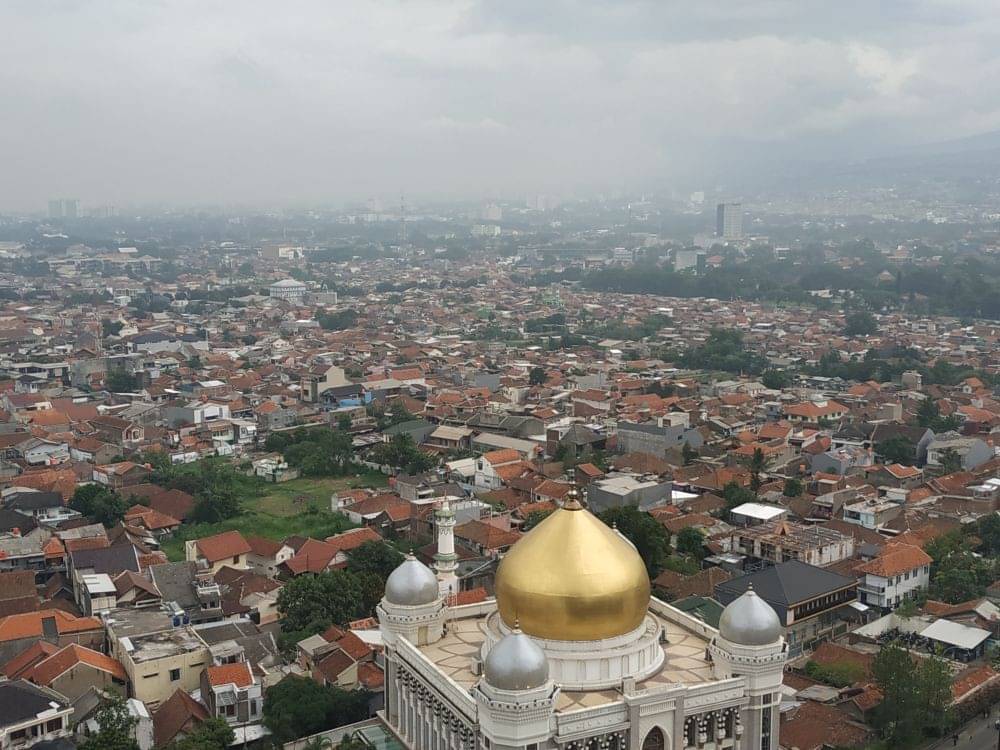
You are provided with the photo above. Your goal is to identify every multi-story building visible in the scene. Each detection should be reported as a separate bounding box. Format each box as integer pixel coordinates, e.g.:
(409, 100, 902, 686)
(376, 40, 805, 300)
(715, 202, 743, 240)
(731, 521, 855, 568)
(857, 543, 932, 612)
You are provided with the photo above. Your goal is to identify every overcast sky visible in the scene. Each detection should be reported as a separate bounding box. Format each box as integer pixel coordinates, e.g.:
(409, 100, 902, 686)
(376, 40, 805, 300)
(1, 0, 998, 211)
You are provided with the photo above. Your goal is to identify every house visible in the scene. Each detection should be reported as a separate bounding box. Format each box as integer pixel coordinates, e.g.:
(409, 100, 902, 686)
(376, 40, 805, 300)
(857, 543, 932, 612)
(0, 571, 37, 617)
(245, 536, 283, 578)
(200, 661, 263, 728)
(300, 364, 349, 403)
(926, 433, 993, 471)
(89, 414, 144, 448)
(7, 643, 127, 701)
(842, 496, 904, 530)
(473, 449, 524, 490)
(615, 420, 703, 457)
(715, 560, 859, 658)
(106, 608, 212, 709)
(185, 531, 251, 575)
(0, 609, 104, 664)
(784, 400, 848, 423)
(0, 679, 74, 750)
(586, 475, 672, 513)
(93, 461, 152, 489)
(3, 491, 78, 525)
(152, 689, 210, 749)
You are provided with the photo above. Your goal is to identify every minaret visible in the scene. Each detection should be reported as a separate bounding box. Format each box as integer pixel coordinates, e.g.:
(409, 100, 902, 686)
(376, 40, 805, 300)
(434, 497, 459, 597)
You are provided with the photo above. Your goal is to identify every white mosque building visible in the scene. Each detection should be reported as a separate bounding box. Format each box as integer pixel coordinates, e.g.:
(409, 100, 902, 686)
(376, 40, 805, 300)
(376, 490, 788, 750)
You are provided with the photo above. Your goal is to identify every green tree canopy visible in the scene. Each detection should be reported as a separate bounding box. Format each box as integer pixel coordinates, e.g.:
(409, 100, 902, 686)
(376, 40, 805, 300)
(722, 481, 756, 510)
(167, 718, 234, 750)
(871, 641, 952, 747)
(262, 676, 370, 743)
(597, 506, 670, 577)
(844, 310, 878, 337)
(70, 484, 128, 527)
(877, 436, 917, 465)
(528, 366, 547, 386)
(675, 527, 705, 560)
(79, 694, 139, 750)
(345, 540, 404, 581)
(782, 478, 803, 497)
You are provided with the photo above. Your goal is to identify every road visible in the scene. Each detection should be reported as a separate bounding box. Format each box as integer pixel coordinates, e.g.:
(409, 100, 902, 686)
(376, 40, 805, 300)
(931, 711, 1000, 750)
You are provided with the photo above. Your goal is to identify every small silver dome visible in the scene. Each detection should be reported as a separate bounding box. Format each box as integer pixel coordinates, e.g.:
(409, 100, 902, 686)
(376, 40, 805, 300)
(718, 586, 782, 646)
(384, 555, 439, 606)
(484, 628, 549, 690)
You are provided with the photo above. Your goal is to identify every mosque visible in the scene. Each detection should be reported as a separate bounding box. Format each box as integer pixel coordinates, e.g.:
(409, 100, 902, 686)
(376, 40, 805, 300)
(376, 490, 788, 750)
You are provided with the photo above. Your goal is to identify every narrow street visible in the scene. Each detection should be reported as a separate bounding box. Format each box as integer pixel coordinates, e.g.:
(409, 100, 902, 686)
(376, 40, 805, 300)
(931, 711, 1000, 750)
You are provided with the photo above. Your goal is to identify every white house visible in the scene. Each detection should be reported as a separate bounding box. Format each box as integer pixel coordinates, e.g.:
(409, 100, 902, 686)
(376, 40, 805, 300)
(857, 543, 932, 611)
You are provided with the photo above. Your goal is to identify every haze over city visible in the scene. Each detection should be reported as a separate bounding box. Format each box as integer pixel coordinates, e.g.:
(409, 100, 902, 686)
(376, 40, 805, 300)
(4, 4, 1000, 750)
(5, 1, 1000, 209)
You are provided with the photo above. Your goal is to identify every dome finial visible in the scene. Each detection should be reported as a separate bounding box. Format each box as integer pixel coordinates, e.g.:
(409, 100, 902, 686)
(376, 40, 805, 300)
(564, 485, 583, 511)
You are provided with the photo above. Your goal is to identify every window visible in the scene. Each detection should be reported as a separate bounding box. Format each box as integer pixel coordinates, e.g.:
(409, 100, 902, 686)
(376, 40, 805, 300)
(46, 719, 63, 733)
(169, 668, 181, 681)
(644, 727, 666, 750)
(233, 555, 240, 563)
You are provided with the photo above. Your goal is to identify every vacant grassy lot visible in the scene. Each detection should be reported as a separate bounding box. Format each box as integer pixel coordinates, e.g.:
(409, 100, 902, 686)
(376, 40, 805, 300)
(160, 471, 389, 561)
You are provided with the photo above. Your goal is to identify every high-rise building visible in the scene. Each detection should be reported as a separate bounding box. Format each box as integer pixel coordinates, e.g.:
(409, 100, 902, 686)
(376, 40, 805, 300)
(716, 202, 743, 240)
(47, 199, 79, 219)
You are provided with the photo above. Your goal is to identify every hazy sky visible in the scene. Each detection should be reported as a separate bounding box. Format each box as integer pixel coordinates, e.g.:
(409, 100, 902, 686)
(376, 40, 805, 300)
(2, 1, 998, 210)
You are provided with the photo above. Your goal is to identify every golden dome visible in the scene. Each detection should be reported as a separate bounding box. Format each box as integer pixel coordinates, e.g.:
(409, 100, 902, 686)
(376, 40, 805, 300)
(494, 499, 651, 641)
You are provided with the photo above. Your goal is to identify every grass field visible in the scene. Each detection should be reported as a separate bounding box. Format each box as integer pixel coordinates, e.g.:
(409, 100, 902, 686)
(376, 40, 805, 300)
(160, 471, 389, 561)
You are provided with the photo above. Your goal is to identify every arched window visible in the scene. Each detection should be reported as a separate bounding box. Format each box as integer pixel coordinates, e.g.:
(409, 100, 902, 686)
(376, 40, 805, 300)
(643, 727, 666, 750)
(586, 740, 600, 750)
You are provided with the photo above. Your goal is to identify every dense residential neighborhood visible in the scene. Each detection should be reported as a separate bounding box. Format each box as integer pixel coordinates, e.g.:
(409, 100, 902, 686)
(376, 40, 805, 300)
(1, 204, 1000, 750)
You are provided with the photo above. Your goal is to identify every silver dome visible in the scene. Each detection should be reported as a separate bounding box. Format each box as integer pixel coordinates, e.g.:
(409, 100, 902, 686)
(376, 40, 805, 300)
(484, 628, 549, 690)
(384, 555, 440, 606)
(718, 587, 782, 646)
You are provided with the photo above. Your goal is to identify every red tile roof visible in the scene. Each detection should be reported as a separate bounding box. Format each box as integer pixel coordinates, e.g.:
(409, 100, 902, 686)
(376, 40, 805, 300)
(206, 661, 254, 688)
(195, 530, 251, 563)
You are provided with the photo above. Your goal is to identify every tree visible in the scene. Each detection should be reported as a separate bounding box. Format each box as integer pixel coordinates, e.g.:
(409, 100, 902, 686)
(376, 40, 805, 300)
(976, 514, 1000, 556)
(877, 436, 916, 465)
(277, 569, 384, 641)
(263, 676, 370, 743)
(337, 414, 353, 432)
(722, 481, 756, 510)
(675, 527, 705, 560)
(528, 366, 547, 386)
(871, 641, 921, 747)
(782, 478, 803, 497)
(597, 506, 670, 577)
(345, 541, 404, 581)
(760, 369, 790, 390)
(106, 368, 138, 392)
(70, 484, 128, 527)
(844, 310, 878, 337)
(745, 447, 767, 492)
(681, 442, 698, 466)
(79, 694, 139, 750)
(929, 550, 996, 604)
(167, 718, 234, 750)
(522, 509, 552, 531)
(190, 461, 243, 523)
(915, 651, 953, 738)
(102, 319, 124, 338)
(937, 447, 962, 474)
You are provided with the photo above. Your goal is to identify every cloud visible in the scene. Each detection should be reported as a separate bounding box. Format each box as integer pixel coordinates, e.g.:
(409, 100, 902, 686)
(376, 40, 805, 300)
(0, 0, 996, 209)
